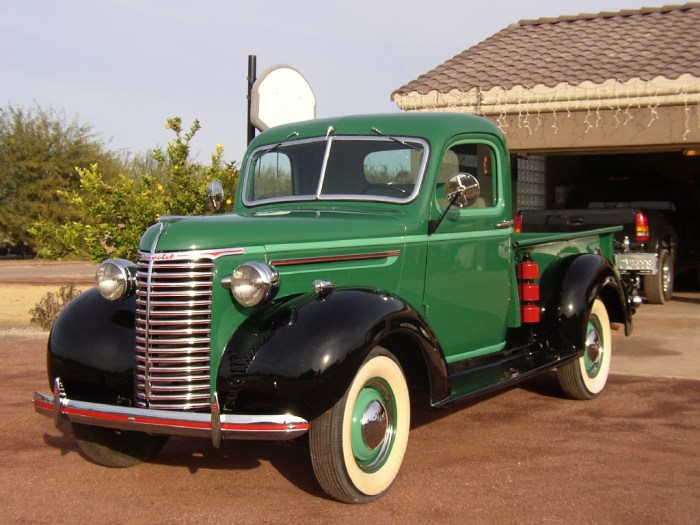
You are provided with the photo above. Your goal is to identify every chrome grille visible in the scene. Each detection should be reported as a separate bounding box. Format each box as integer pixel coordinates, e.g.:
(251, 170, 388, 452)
(135, 256, 214, 410)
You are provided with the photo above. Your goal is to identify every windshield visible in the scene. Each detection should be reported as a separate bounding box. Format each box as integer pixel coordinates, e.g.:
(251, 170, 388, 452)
(243, 136, 428, 206)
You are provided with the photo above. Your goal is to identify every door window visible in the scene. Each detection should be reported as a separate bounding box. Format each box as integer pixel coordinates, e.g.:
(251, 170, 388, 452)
(437, 143, 497, 209)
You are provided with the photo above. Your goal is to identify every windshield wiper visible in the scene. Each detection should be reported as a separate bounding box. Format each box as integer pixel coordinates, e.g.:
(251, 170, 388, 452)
(268, 131, 299, 152)
(371, 127, 421, 151)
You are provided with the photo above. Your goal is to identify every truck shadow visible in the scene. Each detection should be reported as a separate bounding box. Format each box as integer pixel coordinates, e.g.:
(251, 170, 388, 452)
(158, 436, 326, 499)
(42, 423, 327, 499)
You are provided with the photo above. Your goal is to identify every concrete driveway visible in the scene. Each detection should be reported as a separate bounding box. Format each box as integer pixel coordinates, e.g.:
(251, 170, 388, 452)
(613, 290, 700, 380)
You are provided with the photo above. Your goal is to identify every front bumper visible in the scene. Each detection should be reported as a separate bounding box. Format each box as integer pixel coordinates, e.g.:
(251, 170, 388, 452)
(33, 378, 309, 448)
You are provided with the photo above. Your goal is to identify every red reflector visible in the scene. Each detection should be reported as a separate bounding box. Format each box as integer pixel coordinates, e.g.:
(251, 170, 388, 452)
(635, 211, 650, 242)
(519, 283, 540, 302)
(517, 261, 539, 280)
(514, 212, 523, 234)
(521, 304, 541, 323)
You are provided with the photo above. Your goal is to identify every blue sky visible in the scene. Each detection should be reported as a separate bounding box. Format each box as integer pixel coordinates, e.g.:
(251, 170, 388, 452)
(1, 0, 675, 163)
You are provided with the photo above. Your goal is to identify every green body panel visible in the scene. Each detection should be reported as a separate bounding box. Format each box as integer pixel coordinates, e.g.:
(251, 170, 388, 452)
(513, 227, 620, 267)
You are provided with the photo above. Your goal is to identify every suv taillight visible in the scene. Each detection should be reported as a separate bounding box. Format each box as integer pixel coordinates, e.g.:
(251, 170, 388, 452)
(635, 211, 650, 242)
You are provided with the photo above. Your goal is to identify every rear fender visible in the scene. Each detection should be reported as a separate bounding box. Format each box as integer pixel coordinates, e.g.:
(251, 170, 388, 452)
(216, 288, 449, 421)
(539, 253, 630, 352)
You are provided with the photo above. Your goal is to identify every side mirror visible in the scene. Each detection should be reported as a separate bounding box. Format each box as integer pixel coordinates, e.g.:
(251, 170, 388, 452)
(445, 173, 480, 208)
(429, 173, 482, 235)
(206, 180, 225, 213)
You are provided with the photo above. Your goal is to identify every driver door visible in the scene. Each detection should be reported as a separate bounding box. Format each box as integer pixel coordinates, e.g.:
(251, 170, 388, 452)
(423, 140, 513, 365)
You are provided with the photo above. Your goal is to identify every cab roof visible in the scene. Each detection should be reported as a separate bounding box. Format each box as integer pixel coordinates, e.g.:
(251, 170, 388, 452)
(247, 112, 504, 152)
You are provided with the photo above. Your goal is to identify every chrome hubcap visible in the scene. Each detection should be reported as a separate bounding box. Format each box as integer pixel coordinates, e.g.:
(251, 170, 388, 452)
(361, 400, 387, 450)
(585, 323, 603, 378)
(351, 378, 396, 472)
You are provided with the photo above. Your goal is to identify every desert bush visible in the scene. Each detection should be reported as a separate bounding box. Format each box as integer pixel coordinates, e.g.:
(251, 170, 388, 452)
(29, 284, 82, 331)
(0, 104, 123, 256)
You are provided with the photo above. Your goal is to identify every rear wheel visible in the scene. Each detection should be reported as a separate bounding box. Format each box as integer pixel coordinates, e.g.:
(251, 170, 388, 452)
(72, 423, 168, 468)
(558, 298, 612, 400)
(643, 248, 673, 304)
(309, 347, 410, 503)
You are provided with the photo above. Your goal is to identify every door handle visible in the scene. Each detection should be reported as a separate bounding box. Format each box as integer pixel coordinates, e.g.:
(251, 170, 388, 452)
(495, 220, 514, 229)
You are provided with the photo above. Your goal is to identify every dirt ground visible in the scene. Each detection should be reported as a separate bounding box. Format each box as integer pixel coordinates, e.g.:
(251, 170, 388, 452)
(3, 333, 699, 524)
(1, 263, 699, 523)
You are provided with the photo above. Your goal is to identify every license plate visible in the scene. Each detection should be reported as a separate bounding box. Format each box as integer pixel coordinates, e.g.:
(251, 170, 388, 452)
(615, 253, 658, 274)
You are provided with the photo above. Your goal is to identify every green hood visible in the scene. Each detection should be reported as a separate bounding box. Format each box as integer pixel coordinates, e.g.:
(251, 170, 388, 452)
(141, 209, 412, 253)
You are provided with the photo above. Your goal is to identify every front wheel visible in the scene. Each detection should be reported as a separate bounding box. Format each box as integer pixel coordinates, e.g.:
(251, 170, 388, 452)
(72, 423, 168, 468)
(557, 298, 612, 400)
(309, 347, 410, 503)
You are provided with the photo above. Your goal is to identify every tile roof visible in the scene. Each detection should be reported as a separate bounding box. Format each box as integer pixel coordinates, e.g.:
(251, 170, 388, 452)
(393, 3, 700, 97)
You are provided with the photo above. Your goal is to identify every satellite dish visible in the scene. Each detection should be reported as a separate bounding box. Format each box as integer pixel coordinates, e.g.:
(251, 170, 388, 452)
(250, 65, 316, 132)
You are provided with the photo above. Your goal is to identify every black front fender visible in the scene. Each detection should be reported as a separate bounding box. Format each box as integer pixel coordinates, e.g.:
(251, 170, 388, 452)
(539, 253, 630, 352)
(216, 288, 449, 421)
(47, 287, 136, 403)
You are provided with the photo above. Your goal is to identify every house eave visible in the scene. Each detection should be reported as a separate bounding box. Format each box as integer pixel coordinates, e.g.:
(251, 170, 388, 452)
(392, 74, 700, 115)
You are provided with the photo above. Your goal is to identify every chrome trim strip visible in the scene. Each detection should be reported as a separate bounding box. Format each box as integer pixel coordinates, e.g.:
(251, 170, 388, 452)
(33, 390, 309, 442)
(138, 247, 246, 261)
(270, 249, 401, 267)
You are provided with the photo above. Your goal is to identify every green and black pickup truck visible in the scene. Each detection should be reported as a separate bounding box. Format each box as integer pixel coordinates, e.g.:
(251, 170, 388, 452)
(34, 113, 633, 503)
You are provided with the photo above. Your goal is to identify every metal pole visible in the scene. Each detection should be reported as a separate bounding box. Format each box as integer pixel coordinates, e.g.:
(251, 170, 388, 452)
(247, 55, 257, 144)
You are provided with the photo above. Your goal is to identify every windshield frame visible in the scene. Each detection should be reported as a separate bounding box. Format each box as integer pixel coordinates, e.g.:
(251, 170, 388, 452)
(241, 134, 430, 207)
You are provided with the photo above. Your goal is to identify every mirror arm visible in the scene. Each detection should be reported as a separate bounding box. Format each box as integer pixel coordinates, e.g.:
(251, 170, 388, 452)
(428, 191, 462, 235)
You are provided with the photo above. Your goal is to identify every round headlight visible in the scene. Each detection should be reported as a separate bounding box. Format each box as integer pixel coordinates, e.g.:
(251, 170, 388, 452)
(231, 262, 279, 307)
(95, 259, 137, 301)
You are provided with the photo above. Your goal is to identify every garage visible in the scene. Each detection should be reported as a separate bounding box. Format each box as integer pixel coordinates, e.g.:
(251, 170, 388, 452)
(392, 3, 700, 289)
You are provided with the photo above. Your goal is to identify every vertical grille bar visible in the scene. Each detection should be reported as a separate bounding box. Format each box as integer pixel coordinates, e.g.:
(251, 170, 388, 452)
(134, 256, 214, 410)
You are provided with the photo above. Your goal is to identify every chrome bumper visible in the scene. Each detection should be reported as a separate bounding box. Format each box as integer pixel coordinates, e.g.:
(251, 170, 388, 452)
(33, 379, 309, 448)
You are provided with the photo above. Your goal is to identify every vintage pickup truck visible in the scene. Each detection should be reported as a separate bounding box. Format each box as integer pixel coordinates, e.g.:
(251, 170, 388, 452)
(34, 113, 632, 503)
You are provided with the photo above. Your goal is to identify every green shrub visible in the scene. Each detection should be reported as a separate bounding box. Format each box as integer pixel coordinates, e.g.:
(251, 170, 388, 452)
(29, 284, 82, 331)
(29, 116, 239, 262)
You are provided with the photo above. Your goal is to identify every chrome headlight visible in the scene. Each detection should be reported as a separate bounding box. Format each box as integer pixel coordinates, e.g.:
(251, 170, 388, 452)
(231, 262, 279, 307)
(95, 258, 137, 301)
